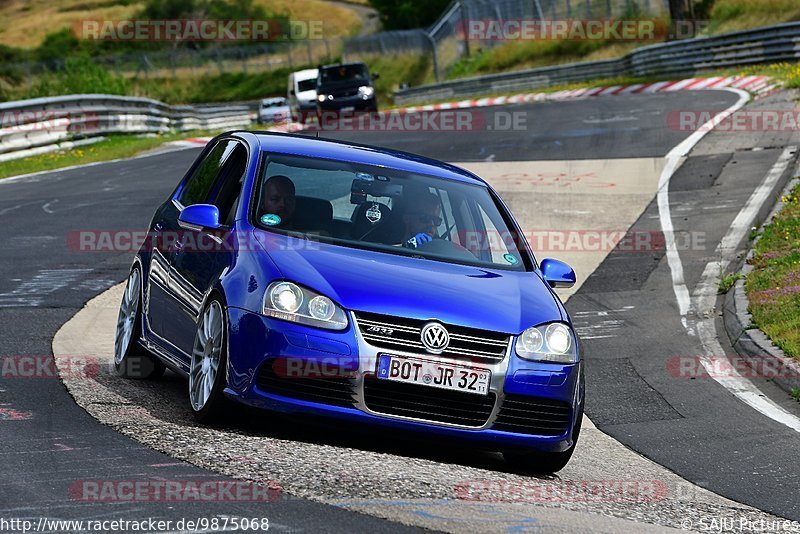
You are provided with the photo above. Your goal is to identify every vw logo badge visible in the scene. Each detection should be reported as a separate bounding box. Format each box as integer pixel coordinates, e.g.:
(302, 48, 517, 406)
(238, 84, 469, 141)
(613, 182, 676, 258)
(421, 322, 450, 353)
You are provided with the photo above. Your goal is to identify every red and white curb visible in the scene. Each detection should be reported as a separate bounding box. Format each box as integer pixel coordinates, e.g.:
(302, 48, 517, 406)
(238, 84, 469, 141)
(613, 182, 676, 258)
(402, 75, 777, 113)
(175, 75, 779, 145)
(174, 122, 304, 147)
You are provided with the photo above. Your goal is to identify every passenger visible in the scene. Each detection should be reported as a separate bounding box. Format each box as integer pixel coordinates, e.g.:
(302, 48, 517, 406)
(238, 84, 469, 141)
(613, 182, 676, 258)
(261, 175, 296, 228)
(401, 191, 443, 249)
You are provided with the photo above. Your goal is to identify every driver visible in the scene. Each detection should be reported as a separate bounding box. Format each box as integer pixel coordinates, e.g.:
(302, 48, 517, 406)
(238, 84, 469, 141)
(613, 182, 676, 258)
(401, 191, 442, 249)
(262, 175, 296, 227)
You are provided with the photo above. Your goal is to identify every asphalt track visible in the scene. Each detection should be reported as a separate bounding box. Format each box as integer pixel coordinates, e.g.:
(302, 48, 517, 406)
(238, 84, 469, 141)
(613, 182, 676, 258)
(317, 89, 800, 519)
(2, 90, 800, 528)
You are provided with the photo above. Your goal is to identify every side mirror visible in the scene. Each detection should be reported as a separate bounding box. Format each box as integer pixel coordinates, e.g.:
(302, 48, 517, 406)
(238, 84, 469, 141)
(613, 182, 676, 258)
(540, 258, 576, 289)
(372, 72, 380, 80)
(289, 89, 295, 95)
(178, 204, 221, 232)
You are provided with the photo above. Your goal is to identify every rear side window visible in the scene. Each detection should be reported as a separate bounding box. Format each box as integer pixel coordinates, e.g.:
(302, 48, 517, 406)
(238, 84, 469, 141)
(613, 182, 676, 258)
(297, 79, 316, 92)
(178, 141, 235, 206)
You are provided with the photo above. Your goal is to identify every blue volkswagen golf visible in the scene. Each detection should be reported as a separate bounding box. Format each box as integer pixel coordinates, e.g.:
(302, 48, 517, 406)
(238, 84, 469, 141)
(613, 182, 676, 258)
(114, 131, 584, 472)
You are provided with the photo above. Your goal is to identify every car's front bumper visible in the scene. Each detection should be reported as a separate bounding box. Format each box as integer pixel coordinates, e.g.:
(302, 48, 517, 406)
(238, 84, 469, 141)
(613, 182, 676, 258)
(316, 96, 377, 113)
(224, 307, 583, 452)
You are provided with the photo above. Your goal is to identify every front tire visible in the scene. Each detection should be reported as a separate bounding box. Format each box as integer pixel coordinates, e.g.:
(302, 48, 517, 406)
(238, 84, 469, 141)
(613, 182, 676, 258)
(189, 298, 230, 423)
(114, 267, 165, 379)
(503, 406, 583, 474)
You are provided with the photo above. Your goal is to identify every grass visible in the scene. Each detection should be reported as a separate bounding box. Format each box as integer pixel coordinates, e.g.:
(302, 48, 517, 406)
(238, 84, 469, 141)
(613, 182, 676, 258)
(261, 0, 361, 38)
(446, 32, 649, 80)
(130, 51, 433, 105)
(745, 183, 800, 359)
(367, 53, 435, 106)
(707, 0, 800, 34)
(735, 62, 800, 89)
(444, 0, 800, 80)
(719, 272, 746, 294)
(133, 68, 297, 104)
(0, 0, 141, 49)
(0, 0, 361, 49)
(792, 388, 800, 403)
(0, 131, 219, 180)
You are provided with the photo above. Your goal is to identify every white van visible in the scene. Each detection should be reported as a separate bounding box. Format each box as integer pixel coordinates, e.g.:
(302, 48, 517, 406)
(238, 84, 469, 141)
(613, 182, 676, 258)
(287, 68, 318, 123)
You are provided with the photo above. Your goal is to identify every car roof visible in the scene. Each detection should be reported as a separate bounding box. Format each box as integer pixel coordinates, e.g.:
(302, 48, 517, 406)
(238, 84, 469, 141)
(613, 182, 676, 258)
(320, 62, 366, 70)
(249, 132, 487, 186)
(291, 68, 318, 78)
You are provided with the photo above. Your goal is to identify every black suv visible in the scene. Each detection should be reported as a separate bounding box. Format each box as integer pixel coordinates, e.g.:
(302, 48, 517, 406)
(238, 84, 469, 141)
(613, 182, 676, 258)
(315, 62, 379, 118)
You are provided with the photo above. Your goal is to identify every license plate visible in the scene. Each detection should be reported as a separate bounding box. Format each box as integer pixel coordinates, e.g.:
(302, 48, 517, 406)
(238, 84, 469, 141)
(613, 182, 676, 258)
(377, 355, 490, 395)
(341, 106, 355, 112)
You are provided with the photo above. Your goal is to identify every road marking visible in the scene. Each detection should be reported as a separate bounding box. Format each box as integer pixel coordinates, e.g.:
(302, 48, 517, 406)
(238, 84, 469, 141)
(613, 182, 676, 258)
(573, 307, 634, 340)
(42, 200, 59, 214)
(0, 269, 92, 307)
(658, 88, 750, 324)
(658, 87, 800, 432)
(692, 148, 800, 432)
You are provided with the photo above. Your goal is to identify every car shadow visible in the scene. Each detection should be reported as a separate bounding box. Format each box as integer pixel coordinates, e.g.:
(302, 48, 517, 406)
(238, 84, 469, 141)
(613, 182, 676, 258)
(88, 362, 556, 479)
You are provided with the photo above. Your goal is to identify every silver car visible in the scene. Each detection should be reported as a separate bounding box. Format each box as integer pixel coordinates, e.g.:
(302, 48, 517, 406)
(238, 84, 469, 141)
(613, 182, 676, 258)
(258, 97, 290, 124)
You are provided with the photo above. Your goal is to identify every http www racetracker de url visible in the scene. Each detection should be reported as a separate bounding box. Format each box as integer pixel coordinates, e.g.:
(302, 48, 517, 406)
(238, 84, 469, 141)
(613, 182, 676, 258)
(0, 516, 270, 533)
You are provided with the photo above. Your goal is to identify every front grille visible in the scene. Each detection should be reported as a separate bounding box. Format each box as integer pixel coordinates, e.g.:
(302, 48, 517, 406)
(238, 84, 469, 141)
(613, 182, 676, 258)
(363, 376, 496, 427)
(255, 361, 355, 407)
(333, 88, 359, 97)
(355, 312, 509, 363)
(493, 394, 572, 436)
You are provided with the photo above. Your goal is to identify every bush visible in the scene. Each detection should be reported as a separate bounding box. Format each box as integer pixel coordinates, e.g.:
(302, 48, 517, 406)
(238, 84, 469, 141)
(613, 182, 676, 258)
(133, 67, 294, 103)
(28, 57, 130, 98)
(368, 0, 451, 30)
(36, 29, 83, 63)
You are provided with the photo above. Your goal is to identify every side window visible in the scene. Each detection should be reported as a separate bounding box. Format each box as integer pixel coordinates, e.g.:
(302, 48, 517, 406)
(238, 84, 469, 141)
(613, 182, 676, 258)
(178, 141, 235, 206)
(210, 143, 248, 226)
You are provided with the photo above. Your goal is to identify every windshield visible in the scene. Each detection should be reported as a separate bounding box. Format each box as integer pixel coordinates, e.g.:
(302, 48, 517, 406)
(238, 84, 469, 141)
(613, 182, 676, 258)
(319, 64, 369, 85)
(253, 153, 529, 271)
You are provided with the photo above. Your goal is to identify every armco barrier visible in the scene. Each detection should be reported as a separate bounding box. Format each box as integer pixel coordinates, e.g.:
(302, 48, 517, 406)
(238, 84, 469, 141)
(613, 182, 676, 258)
(0, 94, 255, 159)
(395, 21, 800, 105)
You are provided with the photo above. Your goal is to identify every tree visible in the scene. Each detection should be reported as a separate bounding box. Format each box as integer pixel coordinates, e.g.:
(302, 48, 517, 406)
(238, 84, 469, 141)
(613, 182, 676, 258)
(368, 0, 452, 31)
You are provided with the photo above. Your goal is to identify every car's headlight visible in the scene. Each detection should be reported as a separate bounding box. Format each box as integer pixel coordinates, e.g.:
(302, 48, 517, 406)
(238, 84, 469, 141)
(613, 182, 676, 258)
(358, 86, 375, 98)
(515, 322, 577, 363)
(263, 281, 348, 330)
(317, 94, 328, 102)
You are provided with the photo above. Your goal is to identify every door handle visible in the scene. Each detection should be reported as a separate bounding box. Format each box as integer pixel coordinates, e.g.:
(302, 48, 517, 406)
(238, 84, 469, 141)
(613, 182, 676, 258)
(154, 222, 163, 232)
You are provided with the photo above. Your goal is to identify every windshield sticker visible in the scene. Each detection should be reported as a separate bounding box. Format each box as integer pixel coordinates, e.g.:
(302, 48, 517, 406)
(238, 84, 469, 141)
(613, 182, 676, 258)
(261, 214, 281, 226)
(366, 204, 382, 224)
(503, 253, 519, 265)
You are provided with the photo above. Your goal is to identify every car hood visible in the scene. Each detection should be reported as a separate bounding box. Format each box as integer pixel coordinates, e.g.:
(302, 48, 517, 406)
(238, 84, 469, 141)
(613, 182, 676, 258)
(255, 231, 563, 334)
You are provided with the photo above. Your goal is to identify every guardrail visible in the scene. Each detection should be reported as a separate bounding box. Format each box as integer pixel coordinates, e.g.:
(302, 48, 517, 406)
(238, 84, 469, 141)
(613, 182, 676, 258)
(395, 21, 800, 105)
(0, 94, 255, 161)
